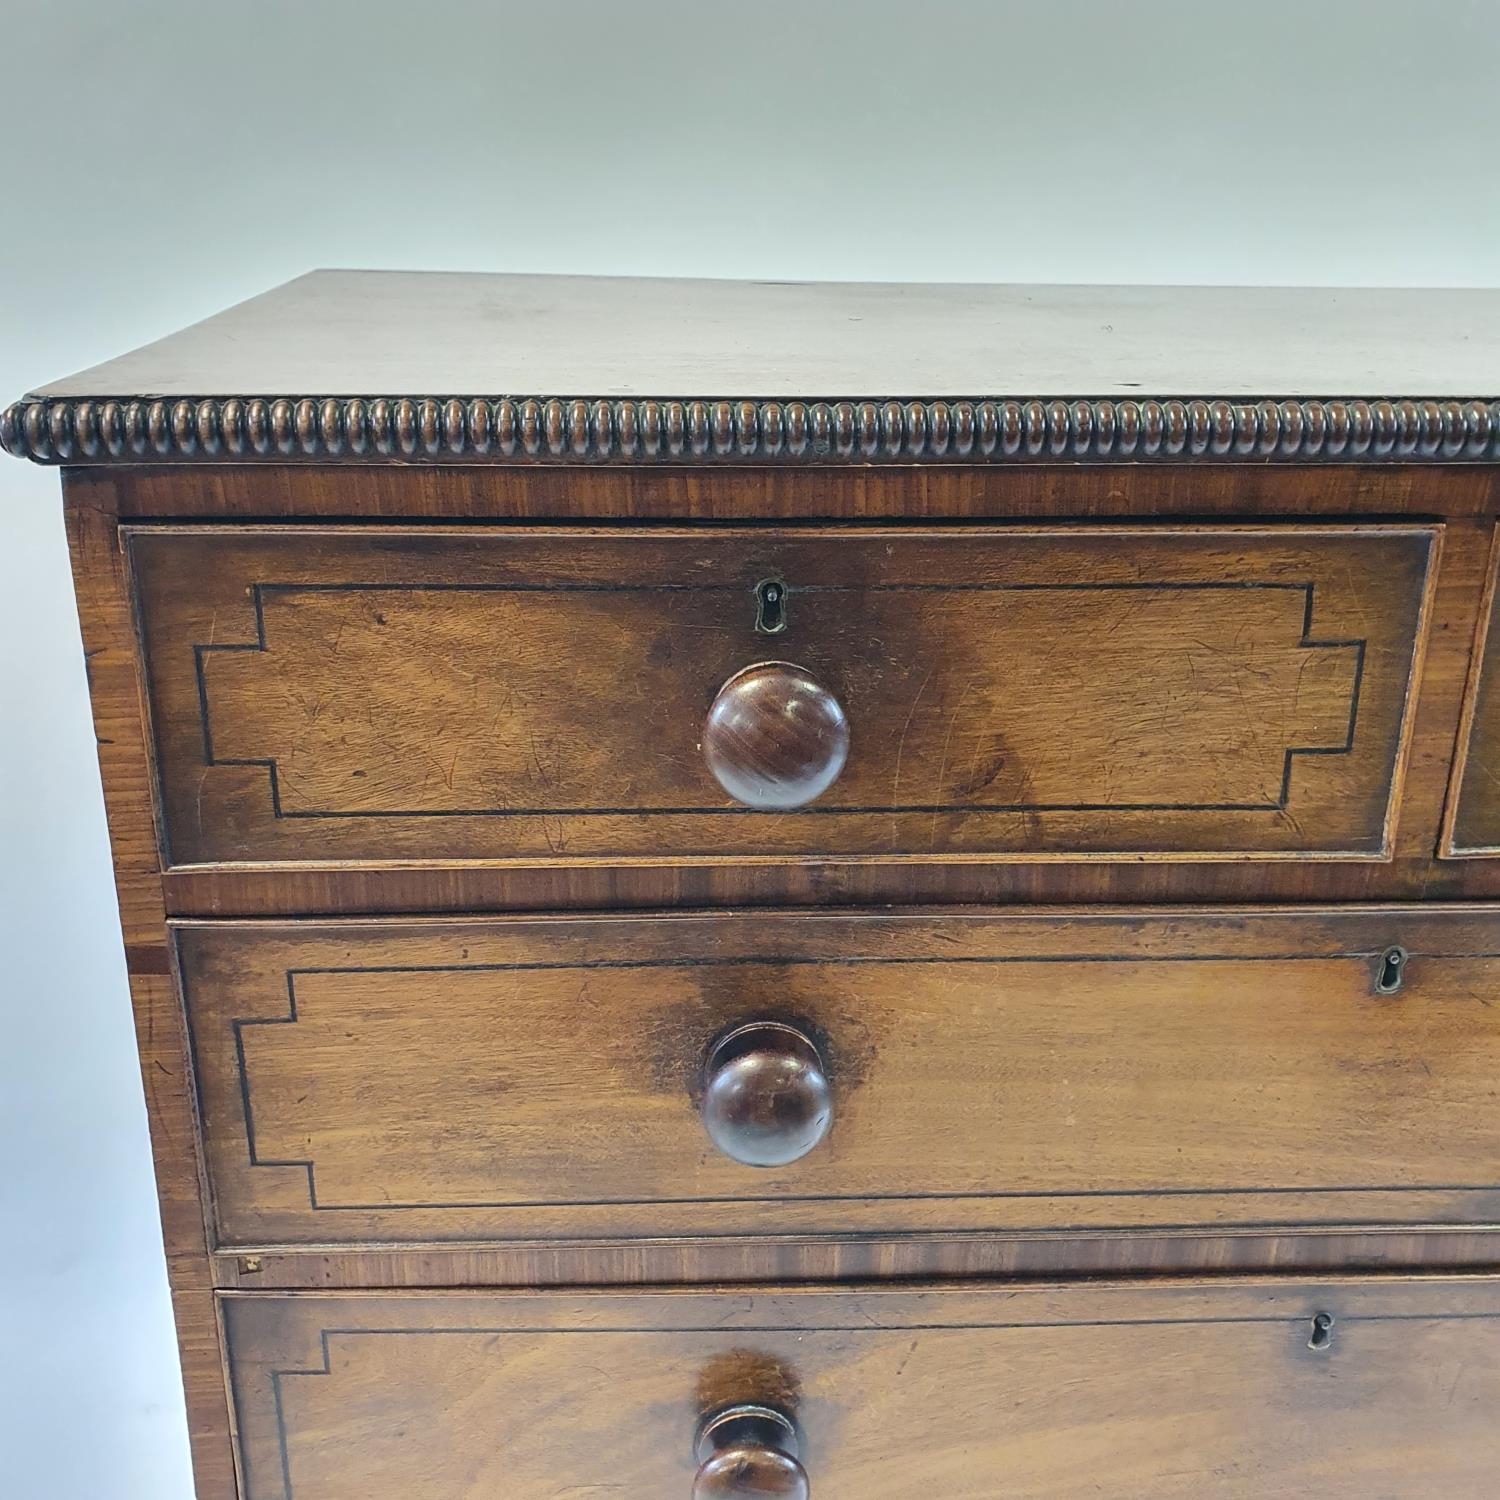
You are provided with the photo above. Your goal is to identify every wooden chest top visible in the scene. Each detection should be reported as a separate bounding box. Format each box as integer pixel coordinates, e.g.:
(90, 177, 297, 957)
(6, 272, 1500, 468)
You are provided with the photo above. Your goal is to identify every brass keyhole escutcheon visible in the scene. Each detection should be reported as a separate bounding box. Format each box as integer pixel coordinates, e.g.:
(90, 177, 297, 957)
(755, 578, 787, 635)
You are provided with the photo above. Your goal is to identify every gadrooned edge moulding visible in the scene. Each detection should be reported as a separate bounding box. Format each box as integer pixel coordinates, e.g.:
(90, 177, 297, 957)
(4, 393, 1499, 465)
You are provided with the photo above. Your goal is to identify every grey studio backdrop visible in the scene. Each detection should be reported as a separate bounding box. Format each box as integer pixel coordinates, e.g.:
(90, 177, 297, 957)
(2, 2, 1499, 1494)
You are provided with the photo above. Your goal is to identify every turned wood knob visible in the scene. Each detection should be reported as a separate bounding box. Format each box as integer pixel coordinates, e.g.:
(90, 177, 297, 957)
(694, 1404, 808, 1500)
(703, 662, 850, 809)
(701, 1022, 833, 1168)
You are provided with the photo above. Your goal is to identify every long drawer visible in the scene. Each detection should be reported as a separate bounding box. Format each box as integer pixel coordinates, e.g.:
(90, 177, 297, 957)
(178, 907, 1500, 1249)
(223, 1277, 1500, 1498)
(127, 523, 1437, 866)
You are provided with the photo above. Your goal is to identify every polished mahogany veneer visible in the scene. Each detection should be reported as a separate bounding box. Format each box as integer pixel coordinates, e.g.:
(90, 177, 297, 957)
(13, 272, 1500, 1498)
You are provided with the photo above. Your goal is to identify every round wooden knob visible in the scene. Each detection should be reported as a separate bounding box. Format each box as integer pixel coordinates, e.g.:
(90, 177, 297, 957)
(703, 662, 850, 809)
(694, 1404, 808, 1500)
(701, 1022, 832, 1168)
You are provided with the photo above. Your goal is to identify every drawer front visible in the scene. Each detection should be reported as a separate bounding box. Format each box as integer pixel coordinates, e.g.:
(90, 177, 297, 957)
(128, 523, 1435, 866)
(224, 1278, 1500, 1498)
(1446, 529, 1500, 855)
(180, 908, 1500, 1249)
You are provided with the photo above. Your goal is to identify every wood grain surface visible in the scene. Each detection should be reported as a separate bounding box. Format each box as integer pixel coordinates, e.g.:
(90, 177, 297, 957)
(63, 493, 237, 1496)
(127, 523, 1435, 866)
(213, 1224, 1500, 1293)
(29, 272, 1500, 399)
(178, 907, 1500, 1251)
(223, 1276, 1500, 1499)
(702, 661, 852, 810)
(1445, 527, 1500, 856)
(76, 461, 1500, 523)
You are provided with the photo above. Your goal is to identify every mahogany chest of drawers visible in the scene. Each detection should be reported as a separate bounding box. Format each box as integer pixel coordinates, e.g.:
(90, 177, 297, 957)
(10, 272, 1500, 1497)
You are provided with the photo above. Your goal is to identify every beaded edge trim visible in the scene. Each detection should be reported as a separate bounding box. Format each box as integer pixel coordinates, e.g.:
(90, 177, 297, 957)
(4, 395, 1499, 464)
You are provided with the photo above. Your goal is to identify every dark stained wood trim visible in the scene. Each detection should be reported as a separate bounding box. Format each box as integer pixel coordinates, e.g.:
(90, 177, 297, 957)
(215, 1227, 1500, 1292)
(154, 855, 1500, 914)
(64, 485, 239, 1498)
(65, 462, 1500, 524)
(214, 1273, 1500, 1321)
(7, 395, 1500, 467)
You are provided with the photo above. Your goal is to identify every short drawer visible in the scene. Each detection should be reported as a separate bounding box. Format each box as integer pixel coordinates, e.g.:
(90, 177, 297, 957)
(179, 907, 1500, 1249)
(1446, 528, 1500, 855)
(127, 522, 1436, 866)
(224, 1277, 1500, 1498)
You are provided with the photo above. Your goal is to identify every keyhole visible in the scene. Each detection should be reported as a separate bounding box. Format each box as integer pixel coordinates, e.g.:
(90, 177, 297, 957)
(1307, 1312, 1335, 1351)
(1375, 946, 1407, 996)
(755, 579, 787, 635)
